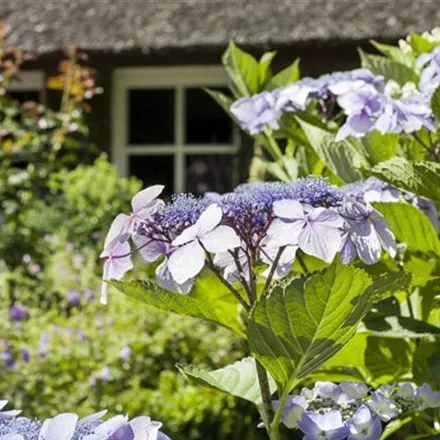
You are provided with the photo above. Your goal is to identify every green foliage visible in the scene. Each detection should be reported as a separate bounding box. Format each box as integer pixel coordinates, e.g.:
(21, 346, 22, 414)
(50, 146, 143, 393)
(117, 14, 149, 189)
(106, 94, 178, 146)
(248, 262, 374, 387)
(110, 275, 245, 336)
(264, 59, 301, 90)
(370, 157, 440, 202)
(178, 358, 276, 406)
(222, 41, 261, 97)
(370, 40, 415, 66)
(359, 49, 419, 85)
(430, 85, 440, 120)
(373, 202, 440, 255)
(296, 116, 368, 182)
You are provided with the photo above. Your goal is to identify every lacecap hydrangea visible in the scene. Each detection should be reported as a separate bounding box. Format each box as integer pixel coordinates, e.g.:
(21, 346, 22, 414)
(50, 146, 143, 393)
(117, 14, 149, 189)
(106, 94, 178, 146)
(273, 381, 440, 440)
(229, 64, 436, 142)
(0, 401, 170, 440)
(100, 176, 401, 303)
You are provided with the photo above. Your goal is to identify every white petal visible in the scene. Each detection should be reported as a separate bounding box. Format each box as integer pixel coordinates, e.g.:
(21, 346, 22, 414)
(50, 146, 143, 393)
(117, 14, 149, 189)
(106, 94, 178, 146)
(132, 234, 166, 262)
(0, 402, 7, 411)
(102, 214, 130, 255)
(0, 434, 25, 440)
(81, 410, 108, 423)
(130, 416, 162, 440)
(196, 204, 223, 235)
(131, 185, 164, 213)
(0, 410, 21, 418)
(309, 207, 344, 228)
(299, 223, 342, 263)
(43, 414, 78, 440)
(267, 219, 304, 247)
(94, 415, 127, 435)
(168, 241, 205, 284)
(156, 260, 194, 294)
(172, 223, 200, 247)
(200, 226, 240, 253)
(273, 200, 305, 220)
(355, 230, 382, 265)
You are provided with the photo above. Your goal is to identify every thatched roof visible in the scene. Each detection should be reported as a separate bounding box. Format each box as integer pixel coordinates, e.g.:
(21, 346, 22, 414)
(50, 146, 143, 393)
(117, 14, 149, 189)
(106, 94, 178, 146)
(2, 0, 440, 54)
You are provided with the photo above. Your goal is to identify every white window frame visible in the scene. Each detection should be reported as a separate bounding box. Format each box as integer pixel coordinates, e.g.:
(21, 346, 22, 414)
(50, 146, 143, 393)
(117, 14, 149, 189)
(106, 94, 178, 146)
(112, 66, 240, 193)
(9, 70, 45, 102)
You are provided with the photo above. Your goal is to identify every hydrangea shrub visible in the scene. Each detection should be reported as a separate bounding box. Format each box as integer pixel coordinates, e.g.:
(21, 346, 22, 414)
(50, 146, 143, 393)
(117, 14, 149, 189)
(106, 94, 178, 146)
(100, 28, 440, 440)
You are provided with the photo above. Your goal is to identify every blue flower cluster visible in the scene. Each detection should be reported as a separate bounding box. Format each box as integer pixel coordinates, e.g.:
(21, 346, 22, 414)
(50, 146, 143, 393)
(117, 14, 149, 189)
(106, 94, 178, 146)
(101, 178, 399, 300)
(230, 69, 383, 135)
(343, 177, 439, 232)
(274, 381, 440, 440)
(0, 401, 170, 440)
(230, 49, 439, 141)
(418, 46, 440, 97)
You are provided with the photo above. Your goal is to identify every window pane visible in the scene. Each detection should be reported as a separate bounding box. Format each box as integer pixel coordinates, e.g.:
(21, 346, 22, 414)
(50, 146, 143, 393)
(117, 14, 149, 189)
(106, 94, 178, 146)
(185, 88, 233, 144)
(9, 90, 40, 103)
(129, 155, 174, 192)
(185, 154, 237, 195)
(128, 89, 174, 145)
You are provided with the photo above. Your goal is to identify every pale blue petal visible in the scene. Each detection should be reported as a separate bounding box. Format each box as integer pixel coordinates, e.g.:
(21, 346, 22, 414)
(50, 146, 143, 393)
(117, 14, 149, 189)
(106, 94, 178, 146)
(201, 225, 240, 253)
(273, 200, 305, 221)
(42, 413, 78, 440)
(196, 204, 223, 236)
(132, 234, 166, 263)
(299, 222, 342, 263)
(168, 241, 205, 284)
(131, 185, 164, 213)
(156, 260, 194, 295)
(267, 219, 304, 247)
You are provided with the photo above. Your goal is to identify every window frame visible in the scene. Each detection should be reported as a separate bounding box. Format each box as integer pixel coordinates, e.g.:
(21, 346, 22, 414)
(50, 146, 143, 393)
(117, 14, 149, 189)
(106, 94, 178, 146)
(112, 66, 240, 193)
(9, 70, 45, 102)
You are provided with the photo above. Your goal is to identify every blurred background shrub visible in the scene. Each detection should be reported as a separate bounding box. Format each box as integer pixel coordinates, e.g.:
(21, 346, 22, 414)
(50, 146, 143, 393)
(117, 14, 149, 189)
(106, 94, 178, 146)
(0, 28, 263, 440)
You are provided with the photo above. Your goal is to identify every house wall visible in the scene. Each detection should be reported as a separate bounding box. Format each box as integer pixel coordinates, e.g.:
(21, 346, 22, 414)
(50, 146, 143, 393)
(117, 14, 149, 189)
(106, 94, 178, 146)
(21, 40, 386, 184)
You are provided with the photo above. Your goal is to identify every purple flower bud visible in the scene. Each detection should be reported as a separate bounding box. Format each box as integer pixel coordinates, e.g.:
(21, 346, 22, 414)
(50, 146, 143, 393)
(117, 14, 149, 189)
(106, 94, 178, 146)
(8, 305, 26, 322)
(20, 348, 30, 363)
(99, 366, 110, 382)
(29, 264, 41, 274)
(83, 289, 94, 301)
(66, 289, 81, 306)
(119, 345, 131, 362)
(22, 254, 31, 264)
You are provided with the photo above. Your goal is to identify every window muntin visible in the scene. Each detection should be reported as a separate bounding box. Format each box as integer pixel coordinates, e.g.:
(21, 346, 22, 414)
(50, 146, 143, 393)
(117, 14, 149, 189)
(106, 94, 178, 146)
(113, 67, 240, 194)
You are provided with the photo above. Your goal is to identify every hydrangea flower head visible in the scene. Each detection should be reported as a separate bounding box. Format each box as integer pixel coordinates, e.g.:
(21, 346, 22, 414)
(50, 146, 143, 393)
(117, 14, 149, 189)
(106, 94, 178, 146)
(299, 410, 348, 440)
(230, 92, 280, 134)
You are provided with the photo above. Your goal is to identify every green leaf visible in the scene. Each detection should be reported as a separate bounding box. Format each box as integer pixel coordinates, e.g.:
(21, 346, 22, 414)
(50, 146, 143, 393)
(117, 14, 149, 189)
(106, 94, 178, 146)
(365, 337, 412, 382)
(297, 116, 368, 183)
(258, 51, 276, 89)
(109, 278, 245, 336)
(265, 59, 301, 90)
(248, 261, 375, 387)
(413, 341, 440, 388)
(431, 85, 440, 121)
(361, 132, 399, 165)
(373, 202, 440, 256)
(359, 49, 418, 86)
(370, 40, 415, 67)
(177, 357, 277, 406)
(370, 157, 440, 202)
(366, 272, 412, 303)
(222, 41, 259, 97)
(361, 313, 440, 338)
(409, 32, 435, 54)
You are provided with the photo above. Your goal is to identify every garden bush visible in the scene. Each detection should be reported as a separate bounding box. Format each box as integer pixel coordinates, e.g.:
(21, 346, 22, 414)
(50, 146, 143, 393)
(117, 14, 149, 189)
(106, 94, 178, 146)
(0, 25, 262, 440)
(96, 28, 440, 440)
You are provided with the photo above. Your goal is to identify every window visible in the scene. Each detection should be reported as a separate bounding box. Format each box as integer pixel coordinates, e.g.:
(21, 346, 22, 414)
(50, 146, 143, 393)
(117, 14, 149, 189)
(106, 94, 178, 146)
(112, 66, 240, 194)
(8, 71, 45, 103)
